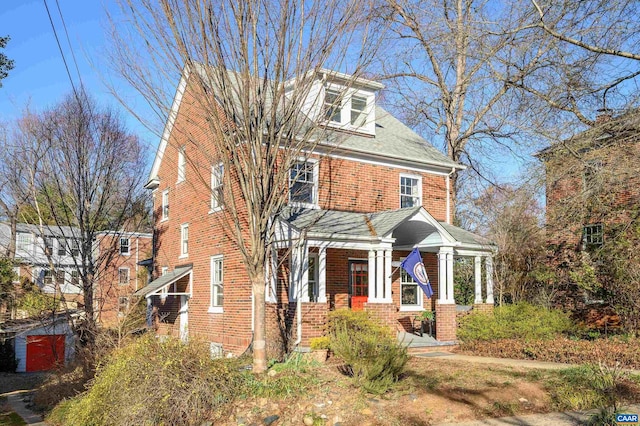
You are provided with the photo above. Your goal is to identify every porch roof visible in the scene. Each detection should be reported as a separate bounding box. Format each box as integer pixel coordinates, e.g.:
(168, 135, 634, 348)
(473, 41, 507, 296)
(279, 207, 495, 252)
(133, 265, 192, 298)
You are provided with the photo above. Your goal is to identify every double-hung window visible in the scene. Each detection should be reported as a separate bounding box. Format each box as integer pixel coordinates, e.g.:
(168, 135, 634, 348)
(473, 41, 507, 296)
(211, 163, 224, 211)
(180, 224, 189, 257)
(16, 232, 32, 253)
(119, 268, 130, 286)
(210, 255, 223, 312)
(43, 237, 54, 256)
(324, 89, 341, 123)
(70, 239, 80, 257)
(289, 160, 317, 206)
(177, 147, 186, 182)
(57, 237, 66, 256)
(120, 237, 130, 255)
(400, 174, 422, 208)
(118, 296, 129, 315)
(161, 189, 169, 220)
(400, 264, 423, 310)
(351, 95, 367, 126)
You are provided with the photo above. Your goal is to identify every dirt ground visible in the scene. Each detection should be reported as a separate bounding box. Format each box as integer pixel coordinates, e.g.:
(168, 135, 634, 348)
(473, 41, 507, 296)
(0, 372, 48, 396)
(222, 357, 558, 426)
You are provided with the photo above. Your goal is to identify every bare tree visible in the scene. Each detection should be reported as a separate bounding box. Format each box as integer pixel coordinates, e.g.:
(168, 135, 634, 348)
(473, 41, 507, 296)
(108, 0, 382, 372)
(0, 36, 13, 88)
(372, 0, 557, 214)
(1, 93, 147, 341)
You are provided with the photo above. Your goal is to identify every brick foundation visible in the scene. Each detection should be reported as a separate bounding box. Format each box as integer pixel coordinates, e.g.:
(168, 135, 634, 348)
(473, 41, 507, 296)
(364, 303, 397, 335)
(435, 302, 457, 341)
(473, 303, 494, 314)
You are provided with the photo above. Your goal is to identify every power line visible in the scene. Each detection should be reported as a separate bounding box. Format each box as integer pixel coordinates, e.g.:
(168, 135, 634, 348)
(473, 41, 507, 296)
(42, 0, 80, 100)
(54, 0, 84, 91)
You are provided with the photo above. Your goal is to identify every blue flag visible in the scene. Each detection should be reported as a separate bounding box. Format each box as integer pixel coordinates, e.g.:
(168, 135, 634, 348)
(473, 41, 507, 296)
(400, 248, 434, 298)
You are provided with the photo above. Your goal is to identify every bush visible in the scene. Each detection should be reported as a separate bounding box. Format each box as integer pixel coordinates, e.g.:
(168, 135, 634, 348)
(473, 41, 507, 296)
(328, 309, 408, 394)
(48, 335, 246, 425)
(458, 302, 573, 342)
(309, 336, 330, 350)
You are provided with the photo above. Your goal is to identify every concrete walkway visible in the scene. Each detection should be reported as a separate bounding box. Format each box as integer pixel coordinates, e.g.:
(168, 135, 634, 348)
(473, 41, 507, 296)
(435, 404, 640, 425)
(4, 390, 48, 425)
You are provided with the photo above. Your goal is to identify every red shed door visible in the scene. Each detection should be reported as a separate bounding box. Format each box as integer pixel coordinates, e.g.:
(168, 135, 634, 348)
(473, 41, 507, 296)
(26, 335, 65, 372)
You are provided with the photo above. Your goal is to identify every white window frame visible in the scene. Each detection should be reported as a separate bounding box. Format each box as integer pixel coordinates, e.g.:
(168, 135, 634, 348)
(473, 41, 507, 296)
(70, 239, 80, 257)
(57, 237, 66, 256)
(118, 267, 130, 286)
(120, 237, 130, 255)
(210, 163, 224, 212)
(289, 158, 319, 208)
(161, 189, 169, 221)
(323, 84, 375, 134)
(43, 236, 54, 256)
(70, 270, 80, 287)
(16, 232, 32, 253)
(180, 223, 189, 258)
(177, 146, 186, 183)
(209, 255, 224, 313)
(350, 94, 367, 126)
(308, 252, 319, 302)
(399, 174, 422, 208)
(161, 266, 169, 276)
(399, 259, 424, 311)
(324, 88, 342, 123)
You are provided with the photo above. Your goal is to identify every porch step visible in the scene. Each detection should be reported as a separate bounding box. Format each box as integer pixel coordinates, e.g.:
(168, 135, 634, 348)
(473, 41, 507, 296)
(407, 343, 458, 355)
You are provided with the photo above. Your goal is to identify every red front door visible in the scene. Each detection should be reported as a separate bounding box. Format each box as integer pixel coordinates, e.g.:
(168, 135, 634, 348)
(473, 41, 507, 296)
(26, 335, 65, 372)
(349, 261, 368, 311)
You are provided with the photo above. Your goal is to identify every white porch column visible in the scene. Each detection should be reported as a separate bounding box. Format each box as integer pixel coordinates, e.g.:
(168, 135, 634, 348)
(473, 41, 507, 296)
(289, 244, 301, 302)
(485, 255, 495, 304)
(368, 250, 376, 302)
(446, 251, 454, 303)
(384, 249, 392, 302)
(375, 250, 384, 302)
(318, 247, 327, 303)
(474, 256, 483, 304)
(300, 244, 309, 302)
(437, 250, 447, 302)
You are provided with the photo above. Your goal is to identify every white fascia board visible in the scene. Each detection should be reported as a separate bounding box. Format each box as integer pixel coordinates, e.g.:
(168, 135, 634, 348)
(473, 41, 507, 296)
(147, 65, 191, 185)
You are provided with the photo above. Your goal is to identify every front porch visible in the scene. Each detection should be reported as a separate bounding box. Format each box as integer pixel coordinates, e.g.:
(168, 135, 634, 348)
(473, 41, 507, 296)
(273, 207, 497, 346)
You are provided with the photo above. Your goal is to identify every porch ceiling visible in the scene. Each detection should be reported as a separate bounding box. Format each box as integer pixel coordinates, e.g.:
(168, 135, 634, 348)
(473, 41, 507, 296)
(133, 265, 192, 298)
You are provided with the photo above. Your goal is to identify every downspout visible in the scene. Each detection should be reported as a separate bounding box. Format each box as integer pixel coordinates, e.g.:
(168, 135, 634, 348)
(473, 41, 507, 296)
(446, 168, 455, 224)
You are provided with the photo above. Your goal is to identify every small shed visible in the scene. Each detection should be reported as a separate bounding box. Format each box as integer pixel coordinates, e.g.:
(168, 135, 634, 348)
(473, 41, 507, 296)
(0, 313, 77, 372)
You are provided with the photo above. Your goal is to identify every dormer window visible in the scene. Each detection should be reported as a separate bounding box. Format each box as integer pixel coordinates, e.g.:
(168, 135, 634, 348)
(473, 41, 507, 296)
(324, 89, 341, 123)
(322, 85, 375, 135)
(351, 95, 367, 126)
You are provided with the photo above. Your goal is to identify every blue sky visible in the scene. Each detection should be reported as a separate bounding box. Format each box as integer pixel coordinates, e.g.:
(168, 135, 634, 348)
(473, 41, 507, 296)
(0, 0, 156, 163)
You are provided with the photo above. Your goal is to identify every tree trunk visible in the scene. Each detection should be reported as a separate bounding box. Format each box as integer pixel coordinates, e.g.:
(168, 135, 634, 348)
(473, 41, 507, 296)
(251, 274, 267, 373)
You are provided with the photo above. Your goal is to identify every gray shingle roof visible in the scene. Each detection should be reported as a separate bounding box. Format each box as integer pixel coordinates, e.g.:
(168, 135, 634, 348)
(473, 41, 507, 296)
(133, 265, 192, 298)
(438, 222, 494, 246)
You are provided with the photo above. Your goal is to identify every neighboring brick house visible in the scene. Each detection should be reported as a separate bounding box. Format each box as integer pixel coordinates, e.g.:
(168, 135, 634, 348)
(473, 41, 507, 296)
(0, 223, 152, 325)
(538, 111, 640, 251)
(94, 231, 153, 326)
(138, 65, 496, 355)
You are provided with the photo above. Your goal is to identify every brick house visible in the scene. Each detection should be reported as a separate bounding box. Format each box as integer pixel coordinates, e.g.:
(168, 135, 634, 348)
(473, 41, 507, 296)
(93, 231, 153, 326)
(538, 110, 640, 251)
(137, 65, 496, 355)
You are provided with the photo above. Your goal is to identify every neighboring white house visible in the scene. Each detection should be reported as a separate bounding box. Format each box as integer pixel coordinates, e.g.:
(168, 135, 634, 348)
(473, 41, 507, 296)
(0, 222, 84, 296)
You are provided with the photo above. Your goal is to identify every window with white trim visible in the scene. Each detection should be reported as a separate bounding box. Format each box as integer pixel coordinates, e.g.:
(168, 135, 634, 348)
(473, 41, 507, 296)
(70, 270, 79, 287)
(210, 255, 223, 311)
(120, 237, 130, 255)
(161, 189, 169, 220)
(118, 268, 130, 286)
(180, 224, 189, 257)
(400, 175, 422, 208)
(43, 269, 54, 286)
(16, 232, 32, 253)
(324, 89, 341, 122)
(308, 253, 319, 302)
(351, 95, 367, 126)
(161, 266, 169, 276)
(177, 146, 186, 182)
(289, 160, 317, 206)
(57, 237, 66, 256)
(43, 237, 54, 256)
(400, 265, 423, 309)
(70, 239, 80, 257)
(583, 223, 603, 248)
(211, 163, 224, 211)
